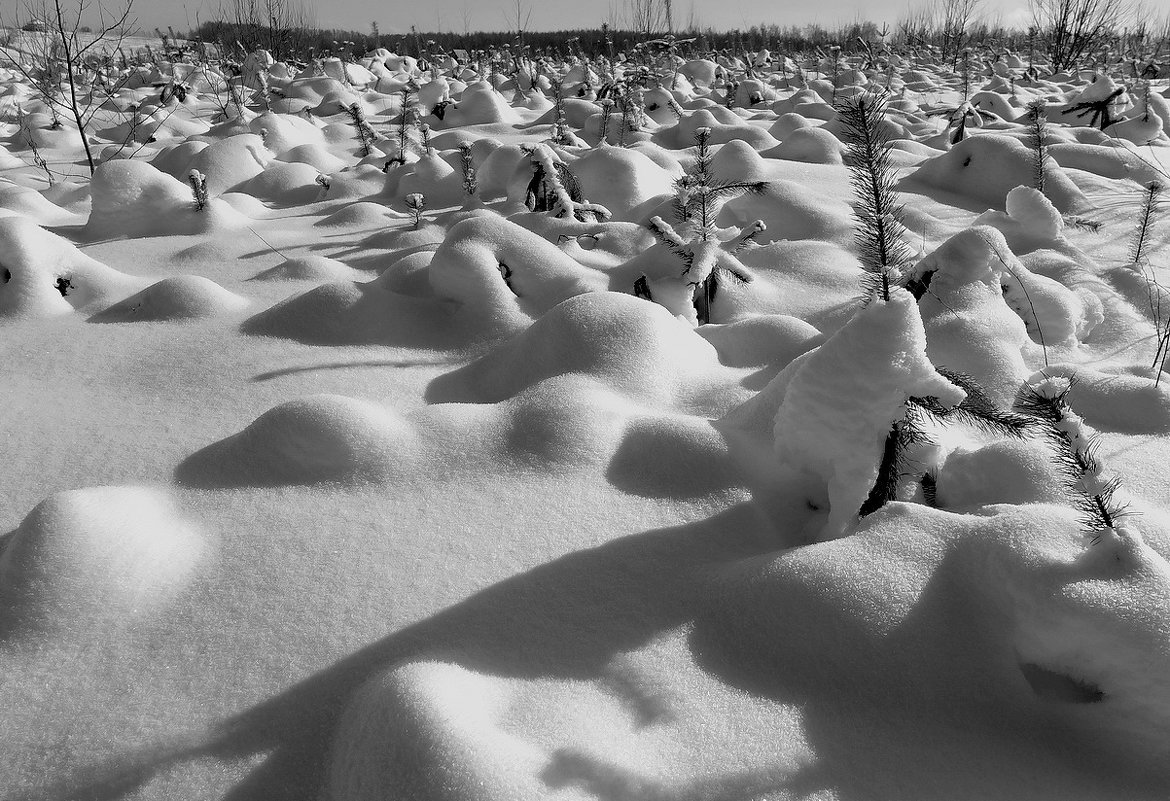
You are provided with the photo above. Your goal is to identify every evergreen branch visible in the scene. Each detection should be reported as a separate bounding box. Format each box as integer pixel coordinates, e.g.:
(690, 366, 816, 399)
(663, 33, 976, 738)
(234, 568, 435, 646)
(1130, 181, 1163, 265)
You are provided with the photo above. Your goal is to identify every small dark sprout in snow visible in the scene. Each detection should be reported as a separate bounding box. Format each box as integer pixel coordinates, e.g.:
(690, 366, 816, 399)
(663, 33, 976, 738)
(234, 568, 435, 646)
(498, 262, 516, 295)
(962, 155, 972, 167)
(56, 277, 75, 297)
(633, 275, 653, 301)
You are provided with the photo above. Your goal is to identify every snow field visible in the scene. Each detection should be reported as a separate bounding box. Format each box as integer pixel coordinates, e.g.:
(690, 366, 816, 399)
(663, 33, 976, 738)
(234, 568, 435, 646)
(0, 46, 1169, 801)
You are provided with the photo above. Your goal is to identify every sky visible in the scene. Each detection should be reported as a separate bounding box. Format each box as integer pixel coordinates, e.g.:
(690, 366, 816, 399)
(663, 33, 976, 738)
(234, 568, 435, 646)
(130, 0, 1035, 39)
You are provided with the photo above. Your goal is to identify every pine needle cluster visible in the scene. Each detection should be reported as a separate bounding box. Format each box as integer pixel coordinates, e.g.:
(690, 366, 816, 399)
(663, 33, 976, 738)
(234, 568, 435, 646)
(835, 90, 913, 302)
(1014, 376, 1131, 540)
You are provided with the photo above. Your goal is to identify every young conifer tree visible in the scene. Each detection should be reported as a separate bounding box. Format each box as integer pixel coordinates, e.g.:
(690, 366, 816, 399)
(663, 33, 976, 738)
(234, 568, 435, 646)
(835, 90, 913, 301)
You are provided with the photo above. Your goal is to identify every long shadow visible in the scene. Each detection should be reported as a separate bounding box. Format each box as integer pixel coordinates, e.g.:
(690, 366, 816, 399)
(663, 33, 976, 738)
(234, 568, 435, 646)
(251, 358, 455, 382)
(35, 502, 793, 801)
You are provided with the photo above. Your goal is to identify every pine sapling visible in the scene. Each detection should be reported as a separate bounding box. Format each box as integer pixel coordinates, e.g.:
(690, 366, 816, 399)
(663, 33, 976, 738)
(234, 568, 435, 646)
(645, 126, 766, 324)
(836, 90, 913, 301)
(189, 169, 208, 211)
(344, 102, 377, 157)
(1024, 98, 1048, 193)
(390, 81, 419, 167)
(521, 143, 611, 222)
(459, 141, 478, 198)
(550, 78, 572, 145)
(404, 192, 426, 228)
(1130, 181, 1163, 266)
(597, 99, 614, 146)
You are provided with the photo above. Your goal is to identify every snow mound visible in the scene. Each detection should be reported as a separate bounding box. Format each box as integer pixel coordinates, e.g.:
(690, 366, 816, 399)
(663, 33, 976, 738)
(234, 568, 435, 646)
(176, 394, 420, 487)
(0, 216, 144, 318)
(0, 487, 206, 636)
(328, 661, 547, 801)
(1028, 365, 1170, 434)
(240, 160, 326, 205)
(559, 146, 676, 222)
(426, 291, 746, 415)
(718, 179, 852, 245)
(772, 289, 965, 539)
(182, 133, 271, 196)
(89, 276, 249, 322)
(251, 255, 365, 282)
(275, 142, 347, 173)
(0, 182, 79, 225)
(912, 226, 1033, 406)
(768, 127, 844, 164)
(426, 215, 608, 338)
(935, 438, 1070, 509)
(973, 185, 1066, 248)
(698, 314, 823, 368)
(910, 133, 1086, 212)
(84, 160, 248, 238)
(316, 201, 401, 228)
